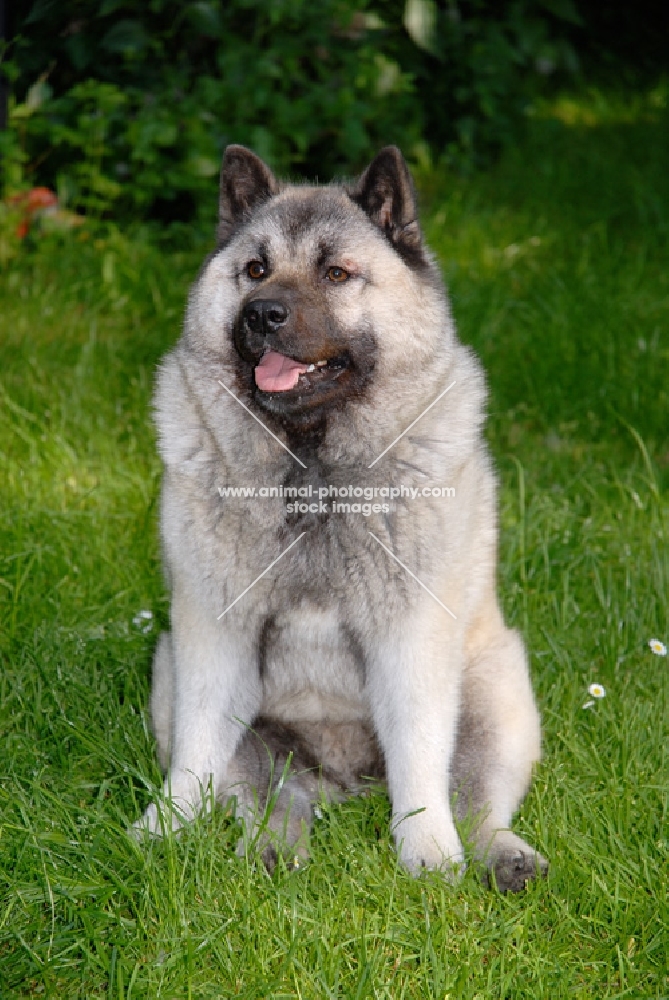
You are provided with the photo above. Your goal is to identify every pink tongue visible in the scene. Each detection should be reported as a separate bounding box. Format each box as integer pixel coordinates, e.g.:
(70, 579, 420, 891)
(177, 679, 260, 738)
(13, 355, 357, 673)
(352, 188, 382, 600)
(254, 350, 309, 392)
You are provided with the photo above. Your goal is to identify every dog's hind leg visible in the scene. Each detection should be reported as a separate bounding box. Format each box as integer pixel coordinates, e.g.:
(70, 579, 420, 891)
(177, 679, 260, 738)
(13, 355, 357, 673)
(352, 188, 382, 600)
(223, 718, 382, 869)
(149, 631, 174, 772)
(223, 718, 322, 869)
(452, 608, 548, 892)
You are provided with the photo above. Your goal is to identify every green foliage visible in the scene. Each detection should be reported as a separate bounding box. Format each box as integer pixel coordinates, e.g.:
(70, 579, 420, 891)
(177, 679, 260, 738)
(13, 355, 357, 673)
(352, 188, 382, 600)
(4, 0, 584, 223)
(424, 84, 669, 458)
(381, 0, 582, 166)
(6, 1, 422, 222)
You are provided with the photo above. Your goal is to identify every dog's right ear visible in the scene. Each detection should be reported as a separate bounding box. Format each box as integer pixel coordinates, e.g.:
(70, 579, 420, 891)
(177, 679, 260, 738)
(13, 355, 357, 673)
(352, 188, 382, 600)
(218, 145, 279, 242)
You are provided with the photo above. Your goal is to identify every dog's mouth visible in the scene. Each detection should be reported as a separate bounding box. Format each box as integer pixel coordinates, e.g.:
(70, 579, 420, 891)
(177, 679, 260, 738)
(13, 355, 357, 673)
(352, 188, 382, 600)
(254, 349, 351, 395)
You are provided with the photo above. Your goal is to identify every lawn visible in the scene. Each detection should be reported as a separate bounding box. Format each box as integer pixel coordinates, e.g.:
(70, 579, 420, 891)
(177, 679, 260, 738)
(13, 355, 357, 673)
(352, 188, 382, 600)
(0, 87, 667, 998)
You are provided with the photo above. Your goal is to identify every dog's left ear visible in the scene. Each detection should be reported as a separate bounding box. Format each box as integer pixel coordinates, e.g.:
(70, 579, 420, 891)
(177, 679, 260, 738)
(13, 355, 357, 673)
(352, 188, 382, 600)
(350, 147, 425, 265)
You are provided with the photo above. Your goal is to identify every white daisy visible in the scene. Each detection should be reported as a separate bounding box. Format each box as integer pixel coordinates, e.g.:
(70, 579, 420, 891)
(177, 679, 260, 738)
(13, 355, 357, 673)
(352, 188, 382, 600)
(649, 638, 667, 657)
(132, 610, 154, 634)
(588, 683, 606, 699)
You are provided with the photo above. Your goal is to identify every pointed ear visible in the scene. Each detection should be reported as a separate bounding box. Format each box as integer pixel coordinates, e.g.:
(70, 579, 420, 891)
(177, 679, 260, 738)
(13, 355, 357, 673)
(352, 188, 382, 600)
(350, 146, 425, 266)
(218, 145, 279, 242)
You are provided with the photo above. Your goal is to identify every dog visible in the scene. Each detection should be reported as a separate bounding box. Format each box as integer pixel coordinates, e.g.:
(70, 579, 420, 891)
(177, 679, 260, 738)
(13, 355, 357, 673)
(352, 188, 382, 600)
(136, 144, 547, 892)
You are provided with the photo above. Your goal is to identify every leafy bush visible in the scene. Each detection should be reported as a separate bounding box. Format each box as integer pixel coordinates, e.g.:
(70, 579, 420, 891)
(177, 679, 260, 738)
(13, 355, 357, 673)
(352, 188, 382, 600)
(3, 0, 582, 224)
(398, 0, 581, 166)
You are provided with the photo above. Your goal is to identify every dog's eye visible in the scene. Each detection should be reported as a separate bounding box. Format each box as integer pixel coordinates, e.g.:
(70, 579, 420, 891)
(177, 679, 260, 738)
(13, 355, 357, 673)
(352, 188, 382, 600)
(326, 266, 349, 283)
(247, 261, 266, 280)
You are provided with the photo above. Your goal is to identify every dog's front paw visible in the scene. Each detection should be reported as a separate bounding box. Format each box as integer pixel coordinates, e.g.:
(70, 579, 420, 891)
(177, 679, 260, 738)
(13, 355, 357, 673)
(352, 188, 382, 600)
(132, 802, 168, 838)
(491, 848, 548, 893)
(483, 831, 548, 893)
(393, 807, 464, 878)
(132, 775, 211, 839)
(132, 799, 195, 838)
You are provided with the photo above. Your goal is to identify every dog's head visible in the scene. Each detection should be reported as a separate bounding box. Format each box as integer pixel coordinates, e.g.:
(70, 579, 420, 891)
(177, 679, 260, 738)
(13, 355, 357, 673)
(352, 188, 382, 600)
(187, 145, 447, 435)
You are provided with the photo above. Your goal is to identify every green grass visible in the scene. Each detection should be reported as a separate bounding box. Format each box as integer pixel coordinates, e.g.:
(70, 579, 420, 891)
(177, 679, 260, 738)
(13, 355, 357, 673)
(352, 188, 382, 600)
(1, 88, 668, 998)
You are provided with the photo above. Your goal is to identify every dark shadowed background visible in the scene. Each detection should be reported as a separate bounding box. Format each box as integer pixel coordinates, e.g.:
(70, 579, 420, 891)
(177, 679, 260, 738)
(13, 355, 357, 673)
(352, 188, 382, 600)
(2, 0, 668, 226)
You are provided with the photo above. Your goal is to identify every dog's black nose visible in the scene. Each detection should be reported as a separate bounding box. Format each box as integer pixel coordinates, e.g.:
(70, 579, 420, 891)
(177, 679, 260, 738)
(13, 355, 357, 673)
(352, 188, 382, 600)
(243, 299, 289, 335)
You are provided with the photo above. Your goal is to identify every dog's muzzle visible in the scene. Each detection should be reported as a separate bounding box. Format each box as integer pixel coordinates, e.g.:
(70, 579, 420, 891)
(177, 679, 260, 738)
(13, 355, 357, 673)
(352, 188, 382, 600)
(235, 298, 291, 362)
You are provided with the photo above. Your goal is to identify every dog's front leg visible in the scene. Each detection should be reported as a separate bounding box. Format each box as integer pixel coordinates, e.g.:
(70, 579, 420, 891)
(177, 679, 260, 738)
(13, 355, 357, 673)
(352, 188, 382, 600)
(137, 589, 261, 835)
(367, 606, 463, 875)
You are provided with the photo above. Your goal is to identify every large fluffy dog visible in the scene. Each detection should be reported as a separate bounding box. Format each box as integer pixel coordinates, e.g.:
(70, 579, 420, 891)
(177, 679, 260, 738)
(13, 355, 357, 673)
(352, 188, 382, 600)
(137, 145, 547, 892)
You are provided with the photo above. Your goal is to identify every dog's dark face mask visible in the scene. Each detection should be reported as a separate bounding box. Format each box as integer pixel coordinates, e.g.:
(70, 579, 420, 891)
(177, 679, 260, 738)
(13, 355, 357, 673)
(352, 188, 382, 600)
(233, 269, 375, 432)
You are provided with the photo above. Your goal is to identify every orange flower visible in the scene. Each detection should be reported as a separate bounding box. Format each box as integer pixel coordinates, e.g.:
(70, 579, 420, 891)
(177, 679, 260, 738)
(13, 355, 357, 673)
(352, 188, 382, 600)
(9, 187, 59, 238)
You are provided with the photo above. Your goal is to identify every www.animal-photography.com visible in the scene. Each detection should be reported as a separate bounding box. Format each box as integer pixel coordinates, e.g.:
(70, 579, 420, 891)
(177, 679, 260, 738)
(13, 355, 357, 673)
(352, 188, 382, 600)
(1, 3, 667, 997)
